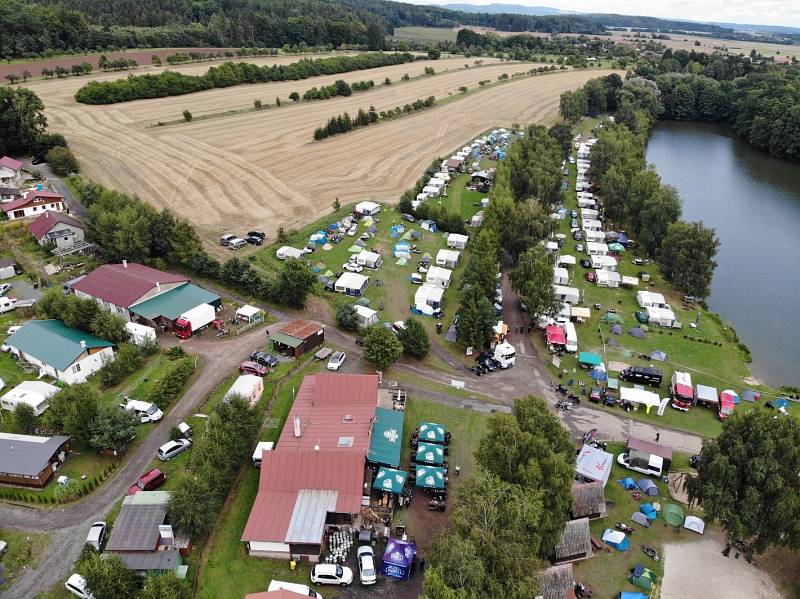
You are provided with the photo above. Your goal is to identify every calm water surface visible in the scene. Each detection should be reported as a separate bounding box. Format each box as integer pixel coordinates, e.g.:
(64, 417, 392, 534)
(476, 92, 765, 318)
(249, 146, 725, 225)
(646, 121, 800, 387)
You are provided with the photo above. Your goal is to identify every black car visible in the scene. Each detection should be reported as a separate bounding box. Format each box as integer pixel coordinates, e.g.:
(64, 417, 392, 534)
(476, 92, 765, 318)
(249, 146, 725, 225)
(250, 351, 279, 368)
(471, 363, 485, 376)
(690, 454, 701, 469)
(247, 231, 266, 239)
(245, 236, 263, 246)
(477, 356, 497, 372)
(580, 259, 592, 268)
(572, 230, 583, 241)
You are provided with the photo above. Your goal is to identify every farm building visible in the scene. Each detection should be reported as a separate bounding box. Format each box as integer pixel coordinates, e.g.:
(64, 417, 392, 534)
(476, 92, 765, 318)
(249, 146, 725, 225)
(129, 283, 220, 331)
(0, 380, 60, 416)
(0, 187, 18, 203)
(0, 432, 71, 487)
(355, 251, 382, 269)
(28, 211, 91, 256)
(539, 564, 576, 599)
(553, 518, 592, 564)
(446, 233, 469, 249)
(242, 374, 379, 561)
(0, 257, 15, 280)
(595, 270, 621, 288)
(334, 272, 369, 297)
(553, 267, 569, 285)
(270, 320, 325, 358)
(553, 285, 580, 305)
(435, 249, 460, 268)
(646, 306, 676, 327)
(106, 491, 188, 577)
(353, 304, 379, 328)
(276, 246, 305, 260)
(415, 284, 444, 311)
(585, 242, 608, 256)
(2, 188, 65, 221)
(425, 266, 452, 289)
(354, 201, 381, 216)
(6, 320, 114, 384)
(224, 375, 264, 406)
(0, 156, 23, 188)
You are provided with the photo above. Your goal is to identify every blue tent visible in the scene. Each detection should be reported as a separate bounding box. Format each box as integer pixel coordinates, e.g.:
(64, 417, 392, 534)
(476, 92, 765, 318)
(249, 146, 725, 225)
(601, 529, 630, 551)
(617, 232, 631, 246)
(640, 503, 658, 520)
(619, 593, 648, 599)
(579, 352, 602, 367)
(390, 225, 405, 238)
(638, 479, 659, 496)
(588, 367, 608, 382)
(618, 478, 638, 490)
(741, 389, 760, 403)
(380, 537, 416, 580)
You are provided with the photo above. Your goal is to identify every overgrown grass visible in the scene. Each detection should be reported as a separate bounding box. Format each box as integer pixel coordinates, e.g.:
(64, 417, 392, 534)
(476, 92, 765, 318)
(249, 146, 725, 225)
(0, 529, 51, 590)
(392, 27, 458, 44)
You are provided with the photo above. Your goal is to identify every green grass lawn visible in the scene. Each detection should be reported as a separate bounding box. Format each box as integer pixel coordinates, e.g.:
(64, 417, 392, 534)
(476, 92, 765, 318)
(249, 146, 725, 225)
(535, 117, 783, 438)
(193, 361, 323, 598)
(0, 529, 50, 591)
(573, 443, 704, 598)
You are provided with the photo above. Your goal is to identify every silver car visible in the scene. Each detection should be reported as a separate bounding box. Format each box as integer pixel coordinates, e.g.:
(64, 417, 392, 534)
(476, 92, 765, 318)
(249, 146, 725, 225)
(157, 438, 192, 461)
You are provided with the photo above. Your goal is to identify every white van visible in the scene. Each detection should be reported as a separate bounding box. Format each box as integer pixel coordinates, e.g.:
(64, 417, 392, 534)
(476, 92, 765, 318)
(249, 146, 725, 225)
(121, 399, 163, 423)
(268, 580, 322, 598)
(0, 297, 16, 314)
(564, 321, 578, 353)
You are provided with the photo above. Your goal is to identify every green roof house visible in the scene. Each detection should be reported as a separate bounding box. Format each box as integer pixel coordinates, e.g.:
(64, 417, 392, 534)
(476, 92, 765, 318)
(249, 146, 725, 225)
(6, 320, 115, 384)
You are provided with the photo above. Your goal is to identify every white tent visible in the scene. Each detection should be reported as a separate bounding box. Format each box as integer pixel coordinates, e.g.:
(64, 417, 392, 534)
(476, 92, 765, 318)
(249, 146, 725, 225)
(335, 272, 370, 297)
(0, 380, 59, 416)
(553, 267, 569, 285)
(558, 254, 576, 266)
(447, 233, 469, 249)
(125, 321, 156, 345)
(571, 306, 591, 320)
(582, 219, 603, 232)
(621, 276, 639, 287)
(620, 387, 661, 414)
(580, 208, 599, 219)
(596, 270, 621, 288)
(637, 291, 666, 308)
(235, 304, 262, 323)
(353, 304, 379, 328)
(584, 230, 606, 243)
(591, 255, 618, 271)
(426, 266, 452, 288)
(436, 249, 460, 268)
(415, 284, 444, 310)
(646, 306, 676, 327)
(421, 185, 440, 197)
(695, 384, 719, 405)
(545, 241, 559, 252)
(684, 516, 705, 534)
(586, 242, 608, 256)
(575, 444, 614, 487)
(355, 251, 382, 269)
(224, 375, 264, 406)
(553, 285, 580, 305)
(276, 246, 305, 260)
(354, 201, 381, 216)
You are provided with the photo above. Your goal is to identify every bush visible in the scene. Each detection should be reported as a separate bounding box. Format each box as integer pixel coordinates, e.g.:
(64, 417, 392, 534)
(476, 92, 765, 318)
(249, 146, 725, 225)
(336, 301, 359, 331)
(182, 110, 193, 122)
(398, 318, 430, 358)
(14, 403, 38, 434)
(165, 346, 186, 360)
(99, 343, 143, 388)
(147, 356, 195, 410)
(46, 146, 79, 176)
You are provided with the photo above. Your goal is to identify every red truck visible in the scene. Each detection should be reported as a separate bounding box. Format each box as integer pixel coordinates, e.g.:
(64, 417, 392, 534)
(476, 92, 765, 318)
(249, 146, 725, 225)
(670, 371, 694, 411)
(174, 304, 216, 339)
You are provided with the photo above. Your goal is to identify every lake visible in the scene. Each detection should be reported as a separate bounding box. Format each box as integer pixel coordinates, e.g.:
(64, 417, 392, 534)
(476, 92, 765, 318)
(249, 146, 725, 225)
(647, 121, 800, 388)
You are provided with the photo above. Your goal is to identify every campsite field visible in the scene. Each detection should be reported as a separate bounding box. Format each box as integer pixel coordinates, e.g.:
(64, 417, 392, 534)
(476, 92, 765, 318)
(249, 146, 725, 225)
(23, 58, 609, 240)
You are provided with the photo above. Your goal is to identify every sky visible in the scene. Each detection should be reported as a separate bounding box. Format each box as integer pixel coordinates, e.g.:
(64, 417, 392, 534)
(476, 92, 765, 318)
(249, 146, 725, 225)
(409, 0, 800, 28)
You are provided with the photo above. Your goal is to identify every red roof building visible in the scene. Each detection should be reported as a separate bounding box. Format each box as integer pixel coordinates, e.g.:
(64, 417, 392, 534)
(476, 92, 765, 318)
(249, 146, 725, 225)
(2, 189, 64, 220)
(0, 156, 23, 172)
(245, 591, 310, 599)
(28, 210, 84, 242)
(73, 262, 188, 313)
(242, 373, 379, 561)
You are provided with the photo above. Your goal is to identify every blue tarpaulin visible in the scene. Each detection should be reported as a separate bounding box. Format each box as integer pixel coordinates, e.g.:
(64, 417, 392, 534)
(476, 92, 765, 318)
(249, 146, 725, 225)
(588, 368, 608, 382)
(618, 478, 638, 490)
(579, 352, 602, 366)
(380, 537, 416, 580)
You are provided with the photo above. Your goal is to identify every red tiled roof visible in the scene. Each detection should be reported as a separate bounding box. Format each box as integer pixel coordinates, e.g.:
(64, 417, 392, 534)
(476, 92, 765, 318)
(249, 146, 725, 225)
(1, 189, 62, 213)
(241, 450, 365, 543)
(279, 373, 379, 453)
(28, 210, 83, 240)
(0, 156, 23, 171)
(279, 319, 324, 340)
(245, 591, 309, 599)
(73, 263, 188, 308)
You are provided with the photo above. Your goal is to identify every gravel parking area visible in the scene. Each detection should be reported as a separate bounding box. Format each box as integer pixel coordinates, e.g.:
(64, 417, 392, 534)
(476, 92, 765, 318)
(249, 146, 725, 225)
(662, 535, 782, 599)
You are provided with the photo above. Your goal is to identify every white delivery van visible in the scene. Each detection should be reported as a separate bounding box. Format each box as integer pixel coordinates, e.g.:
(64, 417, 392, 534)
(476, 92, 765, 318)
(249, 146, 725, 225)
(564, 321, 578, 353)
(268, 580, 322, 598)
(121, 399, 163, 423)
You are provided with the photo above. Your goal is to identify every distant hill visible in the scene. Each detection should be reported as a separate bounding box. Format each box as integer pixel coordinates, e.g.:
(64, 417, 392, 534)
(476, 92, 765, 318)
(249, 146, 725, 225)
(708, 22, 800, 35)
(437, 3, 569, 16)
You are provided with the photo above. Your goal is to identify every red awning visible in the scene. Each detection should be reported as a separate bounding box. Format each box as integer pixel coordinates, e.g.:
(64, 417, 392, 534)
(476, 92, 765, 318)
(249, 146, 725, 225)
(546, 325, 566, 346)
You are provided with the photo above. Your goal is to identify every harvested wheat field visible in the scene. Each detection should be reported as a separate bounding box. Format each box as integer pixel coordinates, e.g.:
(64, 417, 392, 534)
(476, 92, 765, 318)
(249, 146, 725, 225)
(27, 58, 611, 239)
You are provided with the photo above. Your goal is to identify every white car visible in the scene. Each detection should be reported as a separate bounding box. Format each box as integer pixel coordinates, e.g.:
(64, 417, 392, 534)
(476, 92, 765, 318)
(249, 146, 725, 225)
(357, 546, 377, 585)
(327, 351, 346, 371)
(65, 574, 94, 599)
(85, 521, 107, 551)
(310, 563, 353, 586)
(0, 284, 10, 296)
(342, 263, 363, 273)
(157, 438, 192, 461)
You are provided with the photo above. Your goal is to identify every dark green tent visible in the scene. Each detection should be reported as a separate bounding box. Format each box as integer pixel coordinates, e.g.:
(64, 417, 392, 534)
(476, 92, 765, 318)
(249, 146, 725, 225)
(415, 442, 445, 465)
(372, 467, 408, 494)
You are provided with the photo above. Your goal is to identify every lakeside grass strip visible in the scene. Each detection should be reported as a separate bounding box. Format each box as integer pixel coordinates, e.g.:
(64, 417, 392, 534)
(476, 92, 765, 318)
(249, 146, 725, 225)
(74, 52, 416, 104)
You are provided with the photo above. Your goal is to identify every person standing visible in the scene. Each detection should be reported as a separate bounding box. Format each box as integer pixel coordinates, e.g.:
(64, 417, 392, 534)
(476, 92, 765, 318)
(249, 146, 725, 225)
(655, 432, 661, 443)
(455, 465, 461, 476)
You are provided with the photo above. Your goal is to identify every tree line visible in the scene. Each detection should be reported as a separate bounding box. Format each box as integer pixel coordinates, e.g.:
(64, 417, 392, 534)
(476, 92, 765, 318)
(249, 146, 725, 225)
(421, 396, 574, 598)
(561, 74, 720, 297)
(312, 96, 435, 140)
(74, 52, 415, 104)
(301, 78, 372, 101)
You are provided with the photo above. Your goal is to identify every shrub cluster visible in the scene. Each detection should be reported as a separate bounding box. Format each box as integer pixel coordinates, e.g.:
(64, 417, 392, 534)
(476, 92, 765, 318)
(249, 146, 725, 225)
(147, 356, 196, 410)
(75, 52, 415, 104)
(313, 96, 435, 140)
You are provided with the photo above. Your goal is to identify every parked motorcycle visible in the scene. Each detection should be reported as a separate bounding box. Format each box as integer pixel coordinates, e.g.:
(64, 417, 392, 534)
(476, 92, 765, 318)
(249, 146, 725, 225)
(616, 522, 635, 534)
(574, 582, 593, 598)
(556, 399, 572, 411)
(427, 499, 446, 512)
(556, 384, 568, 395)
(582, 429, 598, 443)
(642, 545, 660, 561)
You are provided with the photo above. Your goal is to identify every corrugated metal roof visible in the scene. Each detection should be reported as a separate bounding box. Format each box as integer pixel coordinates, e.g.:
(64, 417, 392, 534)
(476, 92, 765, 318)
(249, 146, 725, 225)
(0, 432, 70, 477)
(241, 450, 365, 543)
(130, 283, 219, 320)
(270, 331, 302, 348)
(7, 320, 112, 371)
(73, 263, 188, 308)
(368, 408, 404, 467)
(115, 550, 179, 572)
(280, 320, 324, 340)
(106, 501, 167, 551)
(285, 489, 338, 543)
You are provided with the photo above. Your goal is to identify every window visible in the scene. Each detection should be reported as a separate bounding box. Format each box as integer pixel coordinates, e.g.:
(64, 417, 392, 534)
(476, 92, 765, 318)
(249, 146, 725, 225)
(73, 363, 81, 373)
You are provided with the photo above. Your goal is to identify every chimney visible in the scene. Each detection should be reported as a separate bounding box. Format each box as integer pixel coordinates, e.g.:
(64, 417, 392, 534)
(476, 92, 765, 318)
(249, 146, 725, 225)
(293, 414, 302, 438)
(156, 282, 160, 291)
(80, 340, 86, 348)
(122, 259, 128, 269)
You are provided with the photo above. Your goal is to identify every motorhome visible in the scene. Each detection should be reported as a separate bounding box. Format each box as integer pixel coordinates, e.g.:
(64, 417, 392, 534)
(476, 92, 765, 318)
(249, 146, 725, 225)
(671, 371, 694, 411)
